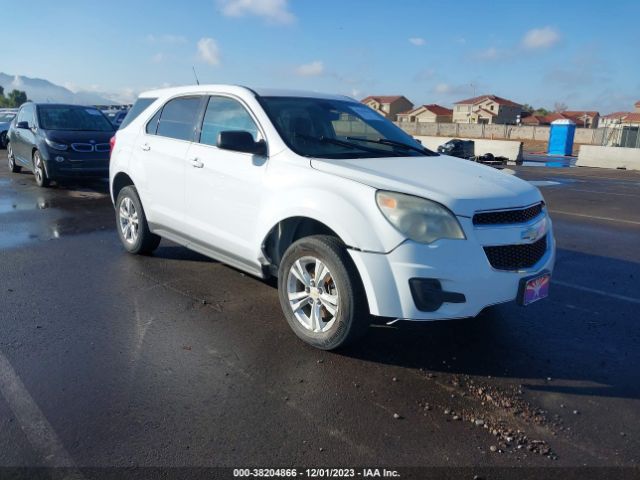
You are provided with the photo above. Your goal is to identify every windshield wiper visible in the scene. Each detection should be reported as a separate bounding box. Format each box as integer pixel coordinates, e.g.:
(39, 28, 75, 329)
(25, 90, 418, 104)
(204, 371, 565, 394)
(295, 134, 403, 156)
(345, 137, 439, 156)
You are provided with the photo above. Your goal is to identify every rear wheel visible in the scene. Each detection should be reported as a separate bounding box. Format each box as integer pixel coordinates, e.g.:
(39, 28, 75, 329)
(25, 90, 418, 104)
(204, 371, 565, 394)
(7, 142, 21, 173)
(116, 185, 161, 255)
(278, 235, 369, 350)
(33, 150, 50, 187)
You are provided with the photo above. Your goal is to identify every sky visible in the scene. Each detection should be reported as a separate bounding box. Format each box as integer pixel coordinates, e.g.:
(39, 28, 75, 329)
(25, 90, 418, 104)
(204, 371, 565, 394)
(1, 0, 639, 112)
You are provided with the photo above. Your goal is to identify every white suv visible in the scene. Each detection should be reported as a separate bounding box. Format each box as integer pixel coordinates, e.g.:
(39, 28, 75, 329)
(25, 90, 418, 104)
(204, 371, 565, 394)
(110, 85, 555, 350)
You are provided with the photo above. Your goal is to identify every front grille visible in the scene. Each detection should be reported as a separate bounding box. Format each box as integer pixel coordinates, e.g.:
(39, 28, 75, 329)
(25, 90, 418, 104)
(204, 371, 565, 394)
(71, 143, 94, 152)
(473, 203, 543, 225)
(95, 143, 110, 152)
(484, 235, 547, 270)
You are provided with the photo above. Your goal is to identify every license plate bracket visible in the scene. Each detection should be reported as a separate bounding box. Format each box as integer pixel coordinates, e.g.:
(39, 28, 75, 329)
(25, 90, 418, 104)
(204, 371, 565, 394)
(518, 271, 551, 306)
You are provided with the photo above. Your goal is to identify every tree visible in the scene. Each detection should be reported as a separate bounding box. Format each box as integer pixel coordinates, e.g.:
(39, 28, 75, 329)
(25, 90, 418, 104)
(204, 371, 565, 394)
(521, 103, 534, 113)
(554, 101, 568, 113)
(7, 89, 28, 107)
(0, 85, 4, 97)
(533, 107, 550, 116)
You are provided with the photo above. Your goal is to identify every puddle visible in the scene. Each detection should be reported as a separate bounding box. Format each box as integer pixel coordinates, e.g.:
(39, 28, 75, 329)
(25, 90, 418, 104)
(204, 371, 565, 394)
(529, 180, 563, 187)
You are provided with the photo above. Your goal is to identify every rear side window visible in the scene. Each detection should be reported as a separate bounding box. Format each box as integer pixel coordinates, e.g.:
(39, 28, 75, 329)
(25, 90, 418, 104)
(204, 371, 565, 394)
(155, 96, 202, 141)
(119, 97, 157, 130)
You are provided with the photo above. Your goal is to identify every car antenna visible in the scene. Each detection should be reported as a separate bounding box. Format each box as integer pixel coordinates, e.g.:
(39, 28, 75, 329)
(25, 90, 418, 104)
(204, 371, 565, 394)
(192, 66, 200, 86)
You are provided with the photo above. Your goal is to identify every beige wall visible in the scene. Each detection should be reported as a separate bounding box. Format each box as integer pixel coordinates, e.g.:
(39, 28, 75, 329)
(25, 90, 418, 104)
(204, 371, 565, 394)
(452, 104, 472, 123)
(397, 121, 608, 145)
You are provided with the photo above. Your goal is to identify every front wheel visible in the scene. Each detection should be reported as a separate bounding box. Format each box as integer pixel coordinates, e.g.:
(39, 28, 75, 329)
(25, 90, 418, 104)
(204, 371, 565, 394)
(7, 142, 21, 173)
(33, 150, 50, 187)
(278, 235, 369, 350)
(116, 186, 161, 255)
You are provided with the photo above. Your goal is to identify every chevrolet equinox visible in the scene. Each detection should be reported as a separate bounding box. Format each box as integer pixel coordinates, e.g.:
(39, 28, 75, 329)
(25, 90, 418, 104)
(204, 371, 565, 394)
(109, 85, 555, 350)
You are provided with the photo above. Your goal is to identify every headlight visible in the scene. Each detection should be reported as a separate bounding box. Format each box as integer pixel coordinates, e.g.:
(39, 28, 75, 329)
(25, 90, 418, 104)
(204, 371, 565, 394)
(45, 138, 68, 151)
(376, 191, 466, 244)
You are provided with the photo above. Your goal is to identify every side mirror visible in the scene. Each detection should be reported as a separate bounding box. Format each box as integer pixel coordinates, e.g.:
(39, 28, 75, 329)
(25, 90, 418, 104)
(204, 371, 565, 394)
(16, 121, 29, 129)
(218, 131, 266, 156)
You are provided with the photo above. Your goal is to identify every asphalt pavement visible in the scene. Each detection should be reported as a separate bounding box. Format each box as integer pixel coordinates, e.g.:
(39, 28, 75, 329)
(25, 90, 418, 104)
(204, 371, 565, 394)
(1, 156, 639, 478)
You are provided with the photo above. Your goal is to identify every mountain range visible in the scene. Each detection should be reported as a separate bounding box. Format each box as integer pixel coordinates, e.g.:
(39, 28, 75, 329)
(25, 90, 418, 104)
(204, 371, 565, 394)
(0, 73, 120, 105)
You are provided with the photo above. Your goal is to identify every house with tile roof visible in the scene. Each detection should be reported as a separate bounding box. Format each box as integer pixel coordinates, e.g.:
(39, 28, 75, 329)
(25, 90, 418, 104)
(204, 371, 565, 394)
(396, 104, 453, 124)
(452, 94, 522, 125)
(360, 95, 414, 120)
(601, 111, 640, 128)
(560, 111, 600, 128)
(635, 100, 640, 113)
(521, 111, 600, 128)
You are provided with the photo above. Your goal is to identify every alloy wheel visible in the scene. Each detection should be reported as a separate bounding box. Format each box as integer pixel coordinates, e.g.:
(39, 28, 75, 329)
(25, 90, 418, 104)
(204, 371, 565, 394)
(119, 197, 139, 244)
(34, 152, 44, 184)
(286, 256, 339, 333)
(7, 143, 14, 168)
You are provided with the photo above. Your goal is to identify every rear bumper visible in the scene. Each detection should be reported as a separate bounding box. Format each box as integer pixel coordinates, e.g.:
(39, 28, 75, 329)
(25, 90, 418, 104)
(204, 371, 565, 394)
(348, 216, 556, 320)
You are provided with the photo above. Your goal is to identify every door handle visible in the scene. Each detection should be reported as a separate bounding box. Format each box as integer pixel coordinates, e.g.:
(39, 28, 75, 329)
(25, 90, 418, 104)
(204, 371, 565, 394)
(141, 143, 151, 151)
(191, 158, 204, 168)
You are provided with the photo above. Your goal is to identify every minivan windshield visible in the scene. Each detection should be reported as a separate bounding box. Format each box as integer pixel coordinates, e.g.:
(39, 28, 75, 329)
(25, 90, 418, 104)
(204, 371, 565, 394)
(259, 96, 437, 159)
(38, 106, 115, 132)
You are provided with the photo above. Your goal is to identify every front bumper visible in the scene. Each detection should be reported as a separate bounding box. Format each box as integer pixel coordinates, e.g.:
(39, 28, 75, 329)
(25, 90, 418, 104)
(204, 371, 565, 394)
(348, 215, 556, 320)
(44, 155, 109, 179)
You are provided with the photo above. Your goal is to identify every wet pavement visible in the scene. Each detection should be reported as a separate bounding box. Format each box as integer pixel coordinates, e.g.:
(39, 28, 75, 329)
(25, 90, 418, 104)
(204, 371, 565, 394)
(1, 156, 639, 476)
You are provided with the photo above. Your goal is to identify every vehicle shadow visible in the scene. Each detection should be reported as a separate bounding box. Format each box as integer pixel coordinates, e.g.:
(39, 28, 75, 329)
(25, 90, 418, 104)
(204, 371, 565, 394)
(340, 248, 640, 401)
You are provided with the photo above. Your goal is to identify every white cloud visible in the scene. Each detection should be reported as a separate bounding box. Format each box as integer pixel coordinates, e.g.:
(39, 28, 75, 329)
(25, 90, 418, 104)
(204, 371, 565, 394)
(151, 53, 165, 63)
(408, 37, 426, 46)
(522, 27, 560, 49)
(197, 38, 221, 66)
(295, 60, 324, 77)
(146, 34, 187, 44)
(434, 83, 453, 94)
(433, 83, 471, 96)
(218, 0, 295, 24)
(475, 47, 500, 61)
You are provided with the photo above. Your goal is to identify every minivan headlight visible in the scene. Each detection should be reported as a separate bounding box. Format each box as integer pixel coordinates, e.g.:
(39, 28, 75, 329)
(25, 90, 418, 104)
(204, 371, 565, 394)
(45, 138, 68, 151)
(376, 191, 466, 244)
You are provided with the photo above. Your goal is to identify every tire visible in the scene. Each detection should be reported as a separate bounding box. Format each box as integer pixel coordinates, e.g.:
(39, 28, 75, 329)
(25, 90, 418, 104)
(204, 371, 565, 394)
(115, 185, 161, 255)
(277, 235, 369, 350)
(7, 142, 21, 173)
(33, 150, 50, 187)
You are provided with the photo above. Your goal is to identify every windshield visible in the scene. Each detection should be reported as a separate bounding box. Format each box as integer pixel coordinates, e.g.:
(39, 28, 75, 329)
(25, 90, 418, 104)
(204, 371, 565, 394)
(0, 113, 16, 122)
(38, 106, 115, 132)
(259, 96, 435, 159)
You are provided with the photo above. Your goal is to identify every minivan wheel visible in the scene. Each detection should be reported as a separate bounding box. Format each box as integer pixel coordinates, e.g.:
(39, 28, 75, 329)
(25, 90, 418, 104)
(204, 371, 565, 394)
(33, 150, 50, 187)
(116, 186, 161, 255)
(278, 235, 369, 350)
(7, 143, 21, 173)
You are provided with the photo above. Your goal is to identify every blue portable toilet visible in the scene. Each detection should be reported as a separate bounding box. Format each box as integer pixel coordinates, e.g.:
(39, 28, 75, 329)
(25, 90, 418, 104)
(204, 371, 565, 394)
(548, 119, 576, 156)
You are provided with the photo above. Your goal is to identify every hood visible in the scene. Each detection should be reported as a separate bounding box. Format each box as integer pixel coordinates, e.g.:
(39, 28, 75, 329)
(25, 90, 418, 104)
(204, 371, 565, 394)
(310, 155, 542, 217)
(44, 129, 114, 144)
